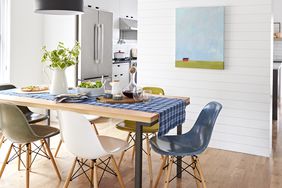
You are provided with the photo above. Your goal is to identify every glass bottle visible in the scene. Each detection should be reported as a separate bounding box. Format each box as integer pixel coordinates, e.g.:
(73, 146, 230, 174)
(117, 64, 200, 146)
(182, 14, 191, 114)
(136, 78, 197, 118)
(122, 66, 140, 98)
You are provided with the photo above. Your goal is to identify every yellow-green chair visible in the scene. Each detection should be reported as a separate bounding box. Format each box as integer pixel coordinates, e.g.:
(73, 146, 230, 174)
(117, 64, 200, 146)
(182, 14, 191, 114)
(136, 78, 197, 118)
(116, 87, 164, 183)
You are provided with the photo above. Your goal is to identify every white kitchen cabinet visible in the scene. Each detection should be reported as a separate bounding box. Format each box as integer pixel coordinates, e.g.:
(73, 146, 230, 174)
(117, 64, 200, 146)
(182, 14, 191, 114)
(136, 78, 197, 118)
(84, 0, 118, 12)
(119, 0, 137, 19)
(112, 63, 130, 90)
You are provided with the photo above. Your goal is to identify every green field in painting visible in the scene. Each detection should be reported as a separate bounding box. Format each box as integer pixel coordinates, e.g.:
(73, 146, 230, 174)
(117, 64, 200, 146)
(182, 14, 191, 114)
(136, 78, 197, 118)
(175, 60, 224, 70)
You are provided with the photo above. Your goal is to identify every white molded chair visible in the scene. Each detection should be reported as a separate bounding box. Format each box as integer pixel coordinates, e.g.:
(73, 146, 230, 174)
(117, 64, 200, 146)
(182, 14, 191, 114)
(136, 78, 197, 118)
(58, 110, 128, 188)
(54, 114, 100, 157)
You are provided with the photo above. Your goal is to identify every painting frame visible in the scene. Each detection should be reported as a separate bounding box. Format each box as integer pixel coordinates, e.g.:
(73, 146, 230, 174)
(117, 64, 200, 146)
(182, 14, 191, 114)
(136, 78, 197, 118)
(175, 6, 225, 70)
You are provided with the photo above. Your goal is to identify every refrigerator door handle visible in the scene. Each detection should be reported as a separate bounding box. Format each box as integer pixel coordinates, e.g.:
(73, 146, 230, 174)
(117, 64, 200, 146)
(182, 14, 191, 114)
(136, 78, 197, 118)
(97, 24, 101, 64)
(99, 24, 104, 64)
(94, 24, 99, 64)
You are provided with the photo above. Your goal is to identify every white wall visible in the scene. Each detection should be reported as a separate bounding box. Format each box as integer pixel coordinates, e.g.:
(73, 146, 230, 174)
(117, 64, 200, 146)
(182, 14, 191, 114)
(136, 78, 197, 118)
(9, 0, 44, 87)
(42, 15, 77, 87)
(273, 0, 282, 60)
(138, 0, 273, 156)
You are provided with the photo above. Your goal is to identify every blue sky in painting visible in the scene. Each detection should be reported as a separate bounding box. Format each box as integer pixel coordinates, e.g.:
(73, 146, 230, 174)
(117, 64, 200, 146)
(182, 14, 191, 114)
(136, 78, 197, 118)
(176, 7, 224, 61)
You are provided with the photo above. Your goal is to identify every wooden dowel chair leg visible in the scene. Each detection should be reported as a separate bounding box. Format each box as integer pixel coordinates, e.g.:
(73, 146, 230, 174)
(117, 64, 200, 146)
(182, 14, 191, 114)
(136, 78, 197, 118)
(195, 157, 207, 188)
(0, 143, 13, 178)
(42, 139, 61, 180)
(26, 143, 31, 188)
(64, 157, 77, 188)
(29, 144, 32, 170)
(118, 133, 131, 167)
(128, 132, 135, 162)
(153, 156, 168, 188)
(90, 160, 94, 185)
(18, 144, 22, 171)
(111, 156, 125, 188)
(191, 156, 201, 188)
(54, 140, 63, 158)
(164, 156, 174, 188)
(40, 140, 47, 154)
(0, 135, 4, 150)
(131, 145, 135, 162)
(93, 160, 98, 188)
(92, 123, 99, 135)
(145, 134, 153, 183)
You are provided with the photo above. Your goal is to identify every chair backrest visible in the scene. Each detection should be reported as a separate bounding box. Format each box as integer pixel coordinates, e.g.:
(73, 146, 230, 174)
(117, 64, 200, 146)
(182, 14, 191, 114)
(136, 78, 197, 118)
(0, 103, 39, 143)
(57, 110, 107, 159)
(185, 101, 222, 152)
(143, 87, 165, 95)
(0, 84, 32, 114)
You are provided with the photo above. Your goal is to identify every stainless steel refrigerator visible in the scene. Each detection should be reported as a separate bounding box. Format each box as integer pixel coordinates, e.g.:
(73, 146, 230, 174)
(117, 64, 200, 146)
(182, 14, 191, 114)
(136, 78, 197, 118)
(77, 7, 113, 82)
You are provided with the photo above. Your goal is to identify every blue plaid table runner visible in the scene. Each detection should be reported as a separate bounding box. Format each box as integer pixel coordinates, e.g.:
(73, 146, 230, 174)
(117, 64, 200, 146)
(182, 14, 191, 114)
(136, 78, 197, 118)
(0, 89, 187, 136)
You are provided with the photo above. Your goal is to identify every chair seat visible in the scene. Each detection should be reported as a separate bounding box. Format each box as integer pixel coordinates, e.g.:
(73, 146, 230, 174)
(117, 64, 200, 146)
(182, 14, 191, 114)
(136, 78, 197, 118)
(30, 124, 60, 139)
(83, 115, 100, 122)
(150, 134, 204, 157)
(116, 120, 159, 133)
(25, 112, 49, 124)
(99, 136, 129, 154)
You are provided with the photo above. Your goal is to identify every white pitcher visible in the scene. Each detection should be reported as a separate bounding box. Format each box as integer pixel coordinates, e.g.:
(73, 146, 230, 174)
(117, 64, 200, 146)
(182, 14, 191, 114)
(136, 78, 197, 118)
(50, 68, 68, 95)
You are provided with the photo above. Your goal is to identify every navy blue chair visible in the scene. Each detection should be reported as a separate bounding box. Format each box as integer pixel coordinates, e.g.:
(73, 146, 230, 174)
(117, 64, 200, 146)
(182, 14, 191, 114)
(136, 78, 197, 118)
(150, 101, 222, 188)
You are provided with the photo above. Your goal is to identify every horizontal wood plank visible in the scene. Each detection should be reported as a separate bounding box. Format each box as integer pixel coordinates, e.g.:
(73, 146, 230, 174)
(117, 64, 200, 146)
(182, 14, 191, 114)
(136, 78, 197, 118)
(0, 94, 190, 124)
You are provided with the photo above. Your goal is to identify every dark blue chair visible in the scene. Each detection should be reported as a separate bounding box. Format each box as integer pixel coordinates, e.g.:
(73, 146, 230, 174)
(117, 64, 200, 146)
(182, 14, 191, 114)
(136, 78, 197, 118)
(150, 101, 222, 188)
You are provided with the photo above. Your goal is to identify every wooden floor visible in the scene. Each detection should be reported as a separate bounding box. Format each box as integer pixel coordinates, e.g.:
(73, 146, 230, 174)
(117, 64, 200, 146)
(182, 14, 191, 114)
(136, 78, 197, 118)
(0, 118, 282, 188)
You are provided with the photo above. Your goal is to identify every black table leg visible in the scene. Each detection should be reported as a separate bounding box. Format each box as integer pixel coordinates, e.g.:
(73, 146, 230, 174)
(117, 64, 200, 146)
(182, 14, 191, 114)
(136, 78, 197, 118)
(135, 122, 143, 188)
(47, 109, 51, 126)
(177, 124, 182, 178)
(46, 109, 51, 146)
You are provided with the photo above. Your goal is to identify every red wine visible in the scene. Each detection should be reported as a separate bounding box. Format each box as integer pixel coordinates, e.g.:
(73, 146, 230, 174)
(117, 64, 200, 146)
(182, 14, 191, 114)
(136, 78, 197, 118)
(122, 90, 134, 98)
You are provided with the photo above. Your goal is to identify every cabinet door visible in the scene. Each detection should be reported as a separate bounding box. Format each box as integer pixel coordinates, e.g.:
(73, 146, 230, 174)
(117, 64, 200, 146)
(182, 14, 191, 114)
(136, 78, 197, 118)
(112, 63, 130, 75)
(119, 71, 129, 89)
(112, 72, 129, 89)
(112, 63, 130, 89)
(98, 11, 113, 78)
(119, 0, 137, 19)
(91, 0, 117, 12)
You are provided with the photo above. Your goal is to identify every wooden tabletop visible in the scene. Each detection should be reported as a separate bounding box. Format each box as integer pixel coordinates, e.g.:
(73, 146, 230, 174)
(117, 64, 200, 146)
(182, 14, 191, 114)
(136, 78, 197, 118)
(0, 94, 190, 123)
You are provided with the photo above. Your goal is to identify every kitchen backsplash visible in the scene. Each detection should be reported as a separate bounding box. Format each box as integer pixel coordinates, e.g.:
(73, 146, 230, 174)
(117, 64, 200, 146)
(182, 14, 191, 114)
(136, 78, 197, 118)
(274, 41, 282, 60)
(113, 39, 137, 58)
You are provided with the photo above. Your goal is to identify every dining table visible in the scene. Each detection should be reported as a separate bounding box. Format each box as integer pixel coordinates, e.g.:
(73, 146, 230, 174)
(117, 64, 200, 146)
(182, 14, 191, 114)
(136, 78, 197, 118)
(0, 89, 190, 188)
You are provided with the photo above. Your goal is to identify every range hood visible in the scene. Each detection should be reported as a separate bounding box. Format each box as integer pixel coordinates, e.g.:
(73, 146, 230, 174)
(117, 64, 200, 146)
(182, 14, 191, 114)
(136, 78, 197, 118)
(119, 18, 138, 31)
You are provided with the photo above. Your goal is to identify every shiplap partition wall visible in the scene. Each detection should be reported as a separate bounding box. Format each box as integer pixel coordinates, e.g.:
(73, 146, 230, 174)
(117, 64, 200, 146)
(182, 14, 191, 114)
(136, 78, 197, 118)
(138, 0, 273, 156)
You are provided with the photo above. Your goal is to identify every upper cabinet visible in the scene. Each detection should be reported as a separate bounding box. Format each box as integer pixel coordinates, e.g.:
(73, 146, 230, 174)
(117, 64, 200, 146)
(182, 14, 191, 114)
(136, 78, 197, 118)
(119, 0, 137, 20)
(84, 0, 118, 12)
(84, 0, 137, 20)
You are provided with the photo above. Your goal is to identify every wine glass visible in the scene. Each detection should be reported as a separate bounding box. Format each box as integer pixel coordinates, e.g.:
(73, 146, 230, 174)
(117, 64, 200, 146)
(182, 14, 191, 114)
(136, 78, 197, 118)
(133, 87, 143, 102)
(143, 90, 152, 102)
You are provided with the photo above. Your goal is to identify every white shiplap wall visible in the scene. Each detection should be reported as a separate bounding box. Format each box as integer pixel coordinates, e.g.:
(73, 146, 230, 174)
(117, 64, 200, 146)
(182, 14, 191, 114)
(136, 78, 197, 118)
(138, 0, 273, 156)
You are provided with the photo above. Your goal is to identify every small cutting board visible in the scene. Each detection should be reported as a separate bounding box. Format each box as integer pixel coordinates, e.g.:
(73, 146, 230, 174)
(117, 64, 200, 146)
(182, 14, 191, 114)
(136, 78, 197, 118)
(96, 96, 143, 104)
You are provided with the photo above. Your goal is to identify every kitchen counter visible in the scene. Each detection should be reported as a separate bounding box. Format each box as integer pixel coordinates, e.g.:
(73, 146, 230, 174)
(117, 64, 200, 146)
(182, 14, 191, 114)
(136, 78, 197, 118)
(112, 57, 137, 64)
(112, 60, 131, 64)
(274, 60, 282, 63)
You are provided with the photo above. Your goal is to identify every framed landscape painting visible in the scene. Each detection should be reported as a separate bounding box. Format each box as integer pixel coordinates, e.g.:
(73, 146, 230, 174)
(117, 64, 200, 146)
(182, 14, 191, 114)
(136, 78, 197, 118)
(175, 7, 225, 70)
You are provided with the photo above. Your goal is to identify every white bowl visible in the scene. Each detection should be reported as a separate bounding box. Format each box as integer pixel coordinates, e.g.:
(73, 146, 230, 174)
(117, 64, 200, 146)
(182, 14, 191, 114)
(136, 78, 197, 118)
(77, 87, 105, 97)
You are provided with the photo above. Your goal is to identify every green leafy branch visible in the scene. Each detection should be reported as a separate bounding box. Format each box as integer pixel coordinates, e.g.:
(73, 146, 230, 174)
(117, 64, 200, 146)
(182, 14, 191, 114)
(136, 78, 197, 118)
(41, 41, 80, 70)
